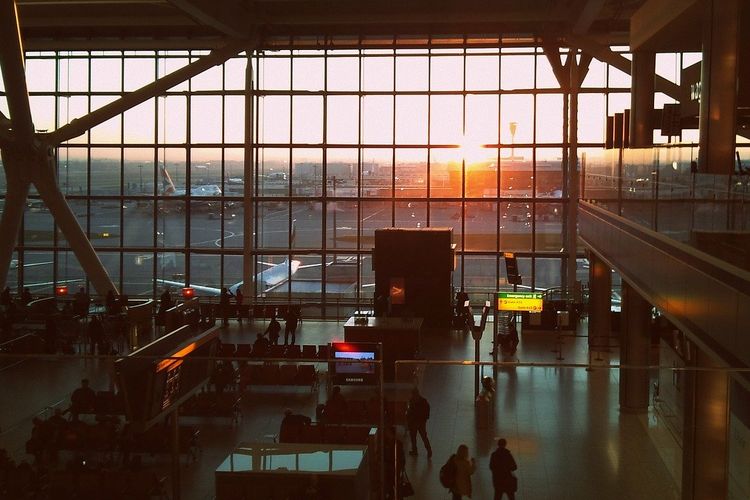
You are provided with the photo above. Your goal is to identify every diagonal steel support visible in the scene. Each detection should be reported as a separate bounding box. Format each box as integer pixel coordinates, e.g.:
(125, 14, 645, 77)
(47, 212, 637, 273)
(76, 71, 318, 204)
(0, 158, 30, 290)
(45, 40, 248, 145)
(33, 154, 118, 295)
(0, 0, 34, 143)
(567, 34, 682, 101)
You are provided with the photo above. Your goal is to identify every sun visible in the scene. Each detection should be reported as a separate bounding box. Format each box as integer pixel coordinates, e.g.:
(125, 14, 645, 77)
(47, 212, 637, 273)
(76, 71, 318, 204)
(458, 137, 492, 166)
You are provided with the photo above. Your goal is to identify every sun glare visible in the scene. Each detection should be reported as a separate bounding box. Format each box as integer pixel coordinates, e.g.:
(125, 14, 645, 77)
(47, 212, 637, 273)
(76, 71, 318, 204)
(458, 137, 492, 165)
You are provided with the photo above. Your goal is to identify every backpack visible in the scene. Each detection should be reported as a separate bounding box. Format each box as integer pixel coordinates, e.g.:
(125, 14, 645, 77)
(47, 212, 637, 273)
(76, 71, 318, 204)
(439, 455, 456, 489)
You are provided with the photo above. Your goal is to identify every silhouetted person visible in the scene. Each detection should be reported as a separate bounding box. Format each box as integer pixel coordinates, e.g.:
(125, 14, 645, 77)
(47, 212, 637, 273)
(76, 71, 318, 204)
(105, 290, 118, 316)
(219, 287, 234, 327)
(490, 438, 518, 500)
(73, 287, 90, 318)
(450, 444, 476, 500)
(284, 307, 299, 345)
(160, 288, 173, 310)
(88, 315, 104, 354)
(20, 288, 33, 306)
(324, 386, 347, 423)
(406, 387, 432, 458)
(265, 315, 281, 345)
(71, 379, 96, 419)
(279, 408, 311, 442)
(0, 287, 11, 306)
(253, 333, 269, 357)
(235, 287, 244, 324)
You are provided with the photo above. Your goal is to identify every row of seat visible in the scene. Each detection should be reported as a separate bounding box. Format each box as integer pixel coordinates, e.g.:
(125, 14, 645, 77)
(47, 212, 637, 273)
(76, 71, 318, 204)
(238, 363, 318, 391)
(279, 423, 374, 445)
(217, 343, 330, 360)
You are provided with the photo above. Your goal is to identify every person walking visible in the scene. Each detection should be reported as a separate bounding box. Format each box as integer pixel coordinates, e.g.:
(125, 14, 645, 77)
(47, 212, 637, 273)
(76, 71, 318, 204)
(284, 306, 299, 345)
(490, 438, 518, 500)
(265, 314, 281, 345)
(406, 387, 432, 458)
(450, 444, 475, 499)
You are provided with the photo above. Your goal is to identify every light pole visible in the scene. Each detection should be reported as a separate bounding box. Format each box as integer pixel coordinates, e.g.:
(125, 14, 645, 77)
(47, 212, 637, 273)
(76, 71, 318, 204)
(139, 164, 144, 193)
(509, 121, 518, 160)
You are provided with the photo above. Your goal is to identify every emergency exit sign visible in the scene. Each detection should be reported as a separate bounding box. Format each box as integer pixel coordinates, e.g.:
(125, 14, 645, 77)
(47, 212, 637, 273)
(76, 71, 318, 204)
(497, 292, 544, 312)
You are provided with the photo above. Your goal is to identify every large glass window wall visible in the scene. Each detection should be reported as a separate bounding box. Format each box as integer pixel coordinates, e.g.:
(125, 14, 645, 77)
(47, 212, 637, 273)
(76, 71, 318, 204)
(1, 42, 638, 314)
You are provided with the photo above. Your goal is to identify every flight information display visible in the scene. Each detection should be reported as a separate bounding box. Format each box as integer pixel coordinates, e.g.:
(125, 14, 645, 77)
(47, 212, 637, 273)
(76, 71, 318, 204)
(497, 292, 544, 312)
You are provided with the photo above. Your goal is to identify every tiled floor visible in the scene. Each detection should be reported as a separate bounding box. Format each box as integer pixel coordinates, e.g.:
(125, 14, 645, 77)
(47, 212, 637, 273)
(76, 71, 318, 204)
(0, 318, 681, 499)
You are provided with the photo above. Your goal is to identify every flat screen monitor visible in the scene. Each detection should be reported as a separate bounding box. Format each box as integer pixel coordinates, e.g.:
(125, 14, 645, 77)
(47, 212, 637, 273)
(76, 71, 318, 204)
(330, 342, 379, 385)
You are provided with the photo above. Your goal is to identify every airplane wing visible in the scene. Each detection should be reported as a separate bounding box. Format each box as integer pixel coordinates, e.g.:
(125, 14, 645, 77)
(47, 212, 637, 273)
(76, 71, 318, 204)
(155, 278, 221, 296)
(258, 261, 277, 268)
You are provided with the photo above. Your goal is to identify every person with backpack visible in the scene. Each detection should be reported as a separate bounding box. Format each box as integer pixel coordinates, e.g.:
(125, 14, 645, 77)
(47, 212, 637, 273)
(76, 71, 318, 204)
(406, 387, 432, 458)
(490, 438, 518, 500)
(441, 444, 475, 499)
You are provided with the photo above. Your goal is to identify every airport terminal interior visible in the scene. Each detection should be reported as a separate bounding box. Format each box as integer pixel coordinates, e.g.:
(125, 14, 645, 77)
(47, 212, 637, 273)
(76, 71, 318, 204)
(0, 0, 749, 498)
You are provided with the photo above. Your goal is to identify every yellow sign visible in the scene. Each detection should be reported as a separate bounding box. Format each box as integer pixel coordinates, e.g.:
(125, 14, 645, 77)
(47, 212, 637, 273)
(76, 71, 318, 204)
(497, 292, 543, 312)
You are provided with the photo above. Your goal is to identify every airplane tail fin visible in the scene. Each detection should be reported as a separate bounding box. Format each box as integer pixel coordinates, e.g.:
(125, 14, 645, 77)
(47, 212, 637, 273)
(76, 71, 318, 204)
(160, 164, 176, 194)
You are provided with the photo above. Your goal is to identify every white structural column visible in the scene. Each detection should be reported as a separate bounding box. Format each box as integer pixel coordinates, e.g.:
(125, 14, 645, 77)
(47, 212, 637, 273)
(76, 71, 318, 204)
(242, 54, 255, 297)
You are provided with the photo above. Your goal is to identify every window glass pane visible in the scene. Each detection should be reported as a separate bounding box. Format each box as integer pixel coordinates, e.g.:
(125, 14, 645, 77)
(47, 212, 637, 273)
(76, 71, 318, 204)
(224, 96, 245, 143)
(430, 95, 463, 144)
(327, 201, 357, 250)
(292, 96, 323, 144)
(292, 148, 321, 197)
(190, 254, 221, 289)
(430, 149, 461, 198)
(465, 94, 499, 145)
(362, 148, 392, 197)
(499, 202, 532, 251)
(124, 99, 155, 143)
(190, 61, 223, 91)
(500, 95, 533, 144)
(257, 203, 289, 249)
(24, 204, 54, 247)
(156, 200, 186, 247)
(191, 96, 223, 143)
(58, 148, 87, 195)
(362, 96, 393, 144)
(535, 55, 559, 89)
(499, 149, 533, 196)
(91, 58, 122, 91)
(327, 56, 359, 91)
(534, 257, 562, 290)
(291, 255, 321, 300)
(293, 57, 324, 91)
(90, 200, 120, 247)
(463, 255, 497, 292)
(26, 58, 57, 92)
(58, 58, 89, 92)
(29, 96, 56, 133)
(396, 56, 428, 91)
(158, 96, 187, 144)
(260, 96, 291, 143)
(293, 201, 321, 249)
(223, 202, 243, 248)
(395, 201, 426, 229)
(536, 149, 564, 198)
(582, 59, 607, 88)
(55, 252, 84, 294)
(362, 56, 393, 91)
(327, 96, 359, 144)
(361, 201, 392, 250)
(501, 55, 534, 90)
(327, 148, 358, 196)
(430, 55, 463, 91)
(123, 203, 154, 246)
(609, 62, 631, 87)
(124, 57, 155, 91)
(608, 92, 631, 115)
(578, 94, 606, 143)
(535, 94, 563, 143)
(259, 57, 290, 90)
(224, 57, 246, 90)
(58, 96, 89, 143)
(90, 95, 121, 143)
(428, 201, 461, 250)
(259, 148, 289, 196)
(159, 148, 187, 194)
(465, 201, 496, 251)
(90, 148, 121, 195)
(158, 56, 189, 91)
(535, 203, 563, 252)
(395, 149, 427, 197)
(465, 55, 499, 91)
(395, 96, 428, 144)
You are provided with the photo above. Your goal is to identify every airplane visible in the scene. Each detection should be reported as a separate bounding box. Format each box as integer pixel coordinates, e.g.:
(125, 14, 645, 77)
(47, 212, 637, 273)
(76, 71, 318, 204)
(160, 165, 222, 197)
(156, 220, 330, 295)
